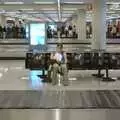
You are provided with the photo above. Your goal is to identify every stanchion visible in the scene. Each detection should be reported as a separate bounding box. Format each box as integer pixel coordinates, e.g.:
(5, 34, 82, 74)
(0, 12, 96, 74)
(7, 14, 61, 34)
(38, 69, 48, 82)
(92, 68, 104, 78)
(92, 51, 104, 78)
(102, 53, 116, 82)
(102, 67, 116, 81)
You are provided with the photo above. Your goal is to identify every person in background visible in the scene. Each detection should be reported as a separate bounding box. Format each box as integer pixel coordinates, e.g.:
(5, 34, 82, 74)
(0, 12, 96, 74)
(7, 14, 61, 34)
(0, 25, 3, 38)
(107, 24, 112, 38)
(65, 26, 68, 37)
(72, 25, 77, 38)
(116, 21, 120, 38)
(15, 25, 19, 39)
(20, 25, 25, 38)
(12, 24, 16, 38)
(86, 25, 90, 38)
(48, 44, 68, 86)
(68, 25, 73, 37)
(47, 26, 52, 38)
(111, 24, 117, 38)
(6, 25, 11, 38)
(3, 26, 6, 39)
(60, 25, 65, 37)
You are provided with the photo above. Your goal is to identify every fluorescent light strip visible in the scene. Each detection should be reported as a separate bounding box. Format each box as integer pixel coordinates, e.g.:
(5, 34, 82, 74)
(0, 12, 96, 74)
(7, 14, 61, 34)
(20, 9, 34, 11)
(4, 2, 24, 4)
(107, 16, 120, 20)
(63, 8, 77, 10)
(34, 2, 55, 4)
(64, 2, 84, 4)
(106, 11, 116, 14)
(27, 12, 39, 14)
(113, 8, 120, 10)
(111, 14, 120, 17)
(106, 2, 120, 4)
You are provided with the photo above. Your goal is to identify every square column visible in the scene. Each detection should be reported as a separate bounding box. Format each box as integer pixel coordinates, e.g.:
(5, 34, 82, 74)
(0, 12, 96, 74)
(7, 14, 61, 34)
(71, 17, 77, 26)
(92, 0, 106, 50)
(0, 15, 6, 27)
(77, 9, 86, 40)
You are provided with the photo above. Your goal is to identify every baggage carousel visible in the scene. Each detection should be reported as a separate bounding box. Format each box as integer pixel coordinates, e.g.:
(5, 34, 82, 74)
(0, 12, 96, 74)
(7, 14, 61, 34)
(0, 90, 119, 109)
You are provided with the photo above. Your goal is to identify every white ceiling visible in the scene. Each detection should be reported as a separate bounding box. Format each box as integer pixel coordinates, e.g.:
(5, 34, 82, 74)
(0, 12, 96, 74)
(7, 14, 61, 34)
(0, 0, 119, 22)
(1, 0, 120, 4)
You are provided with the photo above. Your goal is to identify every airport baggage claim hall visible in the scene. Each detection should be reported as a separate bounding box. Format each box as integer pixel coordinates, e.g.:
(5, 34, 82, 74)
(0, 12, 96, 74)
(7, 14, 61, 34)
(0, 0, 120, 120)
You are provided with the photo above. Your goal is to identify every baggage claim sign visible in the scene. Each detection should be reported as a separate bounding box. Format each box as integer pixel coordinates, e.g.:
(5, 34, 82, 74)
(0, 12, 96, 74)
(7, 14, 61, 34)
(30, 23, 46, 45)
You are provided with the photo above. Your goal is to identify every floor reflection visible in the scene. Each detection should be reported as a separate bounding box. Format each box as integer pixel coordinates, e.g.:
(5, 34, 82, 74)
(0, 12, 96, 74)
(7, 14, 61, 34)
(29, 70, 44, 89)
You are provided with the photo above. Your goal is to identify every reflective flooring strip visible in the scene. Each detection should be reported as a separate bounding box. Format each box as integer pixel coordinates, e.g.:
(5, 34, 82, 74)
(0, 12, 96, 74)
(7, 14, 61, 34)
(0, 90, 120, 109)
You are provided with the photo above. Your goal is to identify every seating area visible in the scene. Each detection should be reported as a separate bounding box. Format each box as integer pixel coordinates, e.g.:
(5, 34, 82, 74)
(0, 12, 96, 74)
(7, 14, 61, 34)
(26, 52, 120, 82)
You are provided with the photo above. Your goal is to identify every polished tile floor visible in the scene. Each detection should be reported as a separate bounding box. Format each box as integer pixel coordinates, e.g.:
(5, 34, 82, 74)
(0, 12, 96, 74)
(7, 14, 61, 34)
(0, 41, 120, 119)
(0, 61, 119, 119)
(0, 60, 120, 91)
(1, 109, 120, 120)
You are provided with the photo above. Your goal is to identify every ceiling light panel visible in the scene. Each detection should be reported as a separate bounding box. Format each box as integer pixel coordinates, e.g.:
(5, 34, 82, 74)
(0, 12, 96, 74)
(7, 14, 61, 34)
(41, 8, 56, 11)
(34, 1, 56, 4)
(20, 8, 34, 11)
(63, 1, 84, 4)
(27, 11, 40, 14)
(63, 8, 78, 10)
(106, 11, 116, 14)
(111, 14, 120, 17)
(106, 2, 120, 4)
(62, 13, 72, 16)
(62, 11, 74, 14)
(4, 2, 24, 4)
(43, 11, 57, 14)
(61, 0, 93, 4)
(34, 0, 56, 4)
(110, 4, 120, 10)
(1, 0, 33, 4)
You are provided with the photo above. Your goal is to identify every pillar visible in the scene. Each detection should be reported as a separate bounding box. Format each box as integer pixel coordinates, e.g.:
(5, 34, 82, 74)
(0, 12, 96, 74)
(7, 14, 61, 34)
(77, 9, 86, 40)
(91, 0, 106, 50)
(0, 15, 6, 27)
(71, 17, 77, 26)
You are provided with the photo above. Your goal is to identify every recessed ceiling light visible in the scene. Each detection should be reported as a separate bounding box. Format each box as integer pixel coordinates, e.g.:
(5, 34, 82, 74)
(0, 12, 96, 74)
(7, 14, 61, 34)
(4, 2, 24, 4)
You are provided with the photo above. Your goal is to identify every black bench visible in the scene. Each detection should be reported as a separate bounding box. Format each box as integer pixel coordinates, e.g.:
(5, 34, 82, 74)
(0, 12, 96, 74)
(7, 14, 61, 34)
(25, 52, 120, 82)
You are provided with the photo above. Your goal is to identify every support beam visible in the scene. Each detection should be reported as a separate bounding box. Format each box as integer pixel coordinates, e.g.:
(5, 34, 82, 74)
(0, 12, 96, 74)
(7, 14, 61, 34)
(0, 4, 57, 10)
(91, 0, 106, 50)
(57, 0, 61, 21)
(37, 11, 56, 22)
(77, 9, 86, 40)
(0, 4, 87, 10)
(0, 15, 6, 27)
